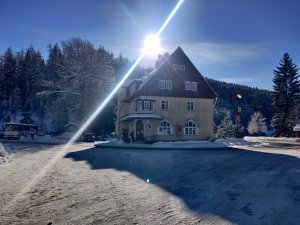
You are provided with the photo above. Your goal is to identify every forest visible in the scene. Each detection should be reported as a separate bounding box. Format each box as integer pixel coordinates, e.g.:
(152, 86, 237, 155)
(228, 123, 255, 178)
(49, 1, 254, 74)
(0, 37, 298, 136)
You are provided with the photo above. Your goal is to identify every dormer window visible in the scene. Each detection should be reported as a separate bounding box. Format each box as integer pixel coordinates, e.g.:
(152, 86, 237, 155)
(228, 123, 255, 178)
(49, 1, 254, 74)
(173, 64, 185, 71)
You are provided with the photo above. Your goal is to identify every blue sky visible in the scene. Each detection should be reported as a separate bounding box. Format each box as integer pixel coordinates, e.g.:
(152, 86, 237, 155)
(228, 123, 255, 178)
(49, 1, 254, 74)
(1, 0, 299, 90)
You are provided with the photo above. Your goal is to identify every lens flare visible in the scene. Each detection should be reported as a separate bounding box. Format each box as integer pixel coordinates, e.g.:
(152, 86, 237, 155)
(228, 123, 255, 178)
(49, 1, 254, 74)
(143, 34, 162, 56)
(4, 0, 185, 211)
(67, 0, 184, 148)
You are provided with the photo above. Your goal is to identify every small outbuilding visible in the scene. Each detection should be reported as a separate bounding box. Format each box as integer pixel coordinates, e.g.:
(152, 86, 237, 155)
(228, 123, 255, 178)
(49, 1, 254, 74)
(293, 124, 300, 137)
(64, 122, 79, 132)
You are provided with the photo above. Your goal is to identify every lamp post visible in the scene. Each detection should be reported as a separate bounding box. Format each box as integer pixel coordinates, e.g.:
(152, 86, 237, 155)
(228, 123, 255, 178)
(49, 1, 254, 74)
(235, 94, 242, 125)
(235, 94, 242, 137)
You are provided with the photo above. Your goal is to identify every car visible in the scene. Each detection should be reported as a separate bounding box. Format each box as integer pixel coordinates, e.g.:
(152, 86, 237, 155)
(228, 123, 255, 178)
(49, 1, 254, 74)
(83, 133, 95, 142)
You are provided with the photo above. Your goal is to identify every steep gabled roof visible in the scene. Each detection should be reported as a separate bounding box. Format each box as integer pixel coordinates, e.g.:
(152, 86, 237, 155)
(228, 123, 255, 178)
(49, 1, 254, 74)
(126, 47, 217, 101)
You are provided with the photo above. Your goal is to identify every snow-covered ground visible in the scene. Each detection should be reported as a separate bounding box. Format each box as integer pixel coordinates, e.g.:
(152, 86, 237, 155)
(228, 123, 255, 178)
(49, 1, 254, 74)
(1, 142, 299, 225)
(97, 138, 258, 149)
(244, 136, 300, 145)
(0, 142, 13, 164)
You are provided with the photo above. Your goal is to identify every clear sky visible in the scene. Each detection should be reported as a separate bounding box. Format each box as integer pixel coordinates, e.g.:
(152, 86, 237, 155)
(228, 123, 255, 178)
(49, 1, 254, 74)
(1, 0, 299, 90)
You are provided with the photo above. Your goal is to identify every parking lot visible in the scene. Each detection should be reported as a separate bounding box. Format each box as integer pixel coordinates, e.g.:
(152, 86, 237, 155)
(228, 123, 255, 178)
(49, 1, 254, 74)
(0, 142, 299, 225)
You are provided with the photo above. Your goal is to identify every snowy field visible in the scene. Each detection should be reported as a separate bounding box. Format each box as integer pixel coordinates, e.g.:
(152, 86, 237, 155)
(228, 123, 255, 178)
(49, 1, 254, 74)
(0, 142, 300, 225)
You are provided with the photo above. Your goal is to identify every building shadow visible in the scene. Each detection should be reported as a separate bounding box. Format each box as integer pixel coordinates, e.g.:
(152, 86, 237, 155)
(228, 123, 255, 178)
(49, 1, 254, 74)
(65, 147, 300, 225)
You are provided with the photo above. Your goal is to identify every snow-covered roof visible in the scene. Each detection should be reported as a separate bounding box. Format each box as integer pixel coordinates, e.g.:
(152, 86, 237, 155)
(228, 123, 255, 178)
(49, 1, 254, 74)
(4, 122, 37, 126)
(64, 122, 79, 128)
(293, 124, 300, 131)
(120, 114, 161, 121)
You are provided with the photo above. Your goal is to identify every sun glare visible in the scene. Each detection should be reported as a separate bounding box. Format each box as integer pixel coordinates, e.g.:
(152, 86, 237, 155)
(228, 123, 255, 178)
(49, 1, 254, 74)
(143, 34, 163, 56)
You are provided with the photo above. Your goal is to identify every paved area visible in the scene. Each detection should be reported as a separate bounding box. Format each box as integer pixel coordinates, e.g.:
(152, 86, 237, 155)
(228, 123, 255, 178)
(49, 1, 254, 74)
(0, 142, 299, 225)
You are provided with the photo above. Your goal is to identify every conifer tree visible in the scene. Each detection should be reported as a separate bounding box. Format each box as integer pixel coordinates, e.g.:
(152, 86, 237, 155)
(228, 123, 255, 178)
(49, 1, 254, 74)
(272, 53, 300, 136)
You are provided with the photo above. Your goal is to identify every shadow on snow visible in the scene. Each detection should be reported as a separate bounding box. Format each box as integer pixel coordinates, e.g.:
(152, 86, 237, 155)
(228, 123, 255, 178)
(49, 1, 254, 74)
(65, 147, 300, 225)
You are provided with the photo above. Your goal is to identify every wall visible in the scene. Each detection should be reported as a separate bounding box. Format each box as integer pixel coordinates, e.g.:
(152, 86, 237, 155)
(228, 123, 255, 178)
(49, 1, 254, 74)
(116, 95, 214, 141)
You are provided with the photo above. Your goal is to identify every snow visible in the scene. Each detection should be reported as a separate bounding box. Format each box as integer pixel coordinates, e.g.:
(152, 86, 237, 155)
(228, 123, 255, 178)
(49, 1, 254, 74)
(2, 143, 300, 224)
(0, 142, 13, 164)
(244, 136, 300, 144)
(64, 122, 79, 128)
(0, 142, 5, 157)
(293, 124, 300, 131)
(97, 138, 257, 149)
(152, 138, 256, 148)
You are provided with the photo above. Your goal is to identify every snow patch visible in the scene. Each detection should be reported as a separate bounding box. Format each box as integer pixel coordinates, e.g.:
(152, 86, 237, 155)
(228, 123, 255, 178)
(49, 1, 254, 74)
(152, 138, 255, 149)
(0, 142, 13, 164)
(244, 136, 300, 144)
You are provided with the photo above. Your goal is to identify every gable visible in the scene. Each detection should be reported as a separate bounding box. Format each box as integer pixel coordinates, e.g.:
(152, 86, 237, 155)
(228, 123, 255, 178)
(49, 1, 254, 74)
(127, 47, 217, 101)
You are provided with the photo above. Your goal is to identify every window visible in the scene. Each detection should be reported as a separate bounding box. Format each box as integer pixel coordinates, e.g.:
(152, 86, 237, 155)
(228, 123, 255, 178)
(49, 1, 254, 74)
(136, 100, 153, 111)
(185, 81, 191, 90)
(188, 102, 194, 111)
(158, 119, 173, 135)
(144, 101, 150, 110)
(137, 101, 143, 111)
(173, 64, 185, 71)
(184, 120, 198, 135)
(161, 100, 169, 110)
(159, 80, 165, 89)
(185, 81, 197, 91)
(166, 80, 172, 89)
(191, 82, 197, 91)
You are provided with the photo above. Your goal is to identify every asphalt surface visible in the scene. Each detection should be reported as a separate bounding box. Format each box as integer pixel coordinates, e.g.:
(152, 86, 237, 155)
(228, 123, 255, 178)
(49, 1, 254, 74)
(0, 142, 299, 225)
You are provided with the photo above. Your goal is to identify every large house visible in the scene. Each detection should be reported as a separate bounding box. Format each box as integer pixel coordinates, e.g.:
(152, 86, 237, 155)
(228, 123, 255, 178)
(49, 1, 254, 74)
(115, 47, 217, 142)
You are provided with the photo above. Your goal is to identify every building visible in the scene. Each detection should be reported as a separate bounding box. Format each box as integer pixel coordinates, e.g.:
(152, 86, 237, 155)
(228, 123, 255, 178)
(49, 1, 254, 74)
(64, 122, 79, 132)
(293, 124, 300, 138)
(115, 47, 217, 142)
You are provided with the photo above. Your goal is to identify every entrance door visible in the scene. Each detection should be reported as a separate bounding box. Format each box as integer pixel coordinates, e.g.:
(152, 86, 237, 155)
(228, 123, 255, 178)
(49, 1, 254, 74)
(136, 120, 144, 141)
(122, 129, 129, 142)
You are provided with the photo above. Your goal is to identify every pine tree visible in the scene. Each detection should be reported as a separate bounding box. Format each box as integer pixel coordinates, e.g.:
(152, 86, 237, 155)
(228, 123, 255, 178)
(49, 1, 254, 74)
(247, 111, 267, 135)
(214, 113, 236, 139)
(3, 48, 16, 103)
(272, 53, 300, 137)
(20, 46, 45, 111)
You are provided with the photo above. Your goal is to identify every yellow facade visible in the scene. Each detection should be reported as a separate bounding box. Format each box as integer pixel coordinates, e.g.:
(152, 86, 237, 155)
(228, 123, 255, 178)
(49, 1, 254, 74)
(115, 94, 214, 142)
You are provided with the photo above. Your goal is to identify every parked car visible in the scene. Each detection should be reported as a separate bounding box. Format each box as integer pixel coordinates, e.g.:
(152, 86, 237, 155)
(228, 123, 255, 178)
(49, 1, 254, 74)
(83, 133, 95, 142)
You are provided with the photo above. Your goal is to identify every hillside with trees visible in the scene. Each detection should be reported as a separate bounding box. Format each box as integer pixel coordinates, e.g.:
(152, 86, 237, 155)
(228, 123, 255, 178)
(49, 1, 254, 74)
(206, 78, 275, 128)
(1, 37, 298, 137)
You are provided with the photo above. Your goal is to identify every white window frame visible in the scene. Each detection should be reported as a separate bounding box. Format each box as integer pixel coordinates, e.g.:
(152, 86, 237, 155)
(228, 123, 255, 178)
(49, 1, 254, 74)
(137, 101, 142, 111)
(159, 80, 165, 89)
(144, 101, 150, 110)
(173, 64, 185, 71)
(192, 82, 197, 91)
(185, 81, 197, 91)
(188, 102, 194, 111)
(185, 81, 191, 90)
(184, 119, 198, 135)
(161, 100, 169, 110)
(166, 80, 172, 89)
(158, 119, 173, 135)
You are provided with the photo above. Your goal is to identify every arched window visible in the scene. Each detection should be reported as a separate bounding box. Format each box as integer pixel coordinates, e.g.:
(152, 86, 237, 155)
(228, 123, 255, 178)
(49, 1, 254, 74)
(158, 119, 173, 135)
(184, 120, 198, 135)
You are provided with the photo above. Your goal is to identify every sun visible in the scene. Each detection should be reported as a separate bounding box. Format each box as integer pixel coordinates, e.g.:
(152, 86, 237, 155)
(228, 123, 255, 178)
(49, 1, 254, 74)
(142, 34, 163, 56)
